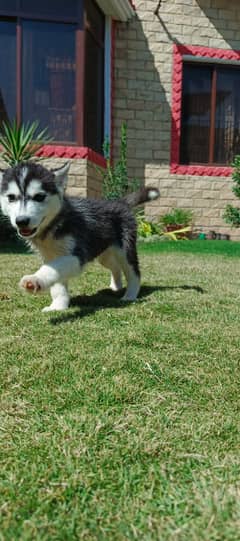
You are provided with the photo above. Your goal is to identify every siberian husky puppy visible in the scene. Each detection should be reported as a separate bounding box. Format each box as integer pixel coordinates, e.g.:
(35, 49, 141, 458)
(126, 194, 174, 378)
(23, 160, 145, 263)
(0, 161, 159, 312)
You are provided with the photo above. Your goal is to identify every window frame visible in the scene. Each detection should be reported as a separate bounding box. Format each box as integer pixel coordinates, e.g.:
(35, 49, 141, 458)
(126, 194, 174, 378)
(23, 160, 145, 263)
(170, 44, 240, 177)
(0, 0, 106, 150)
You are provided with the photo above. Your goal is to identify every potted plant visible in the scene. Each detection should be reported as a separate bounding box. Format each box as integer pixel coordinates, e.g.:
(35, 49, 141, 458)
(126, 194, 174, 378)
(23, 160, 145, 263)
(159, 208, 193, 239)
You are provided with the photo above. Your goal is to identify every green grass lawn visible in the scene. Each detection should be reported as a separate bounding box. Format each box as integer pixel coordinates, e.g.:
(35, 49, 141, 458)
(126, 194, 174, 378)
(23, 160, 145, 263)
(1, 240, 240, 540)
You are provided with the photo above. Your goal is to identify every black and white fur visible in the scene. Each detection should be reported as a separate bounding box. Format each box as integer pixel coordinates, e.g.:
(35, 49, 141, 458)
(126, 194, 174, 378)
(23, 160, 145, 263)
(0, 162, 159, 312)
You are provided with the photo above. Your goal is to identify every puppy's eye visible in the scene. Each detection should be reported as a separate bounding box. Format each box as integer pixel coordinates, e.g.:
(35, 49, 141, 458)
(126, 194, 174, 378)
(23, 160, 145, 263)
(33, 193, 46, 202)
(7, 194, 17, 202)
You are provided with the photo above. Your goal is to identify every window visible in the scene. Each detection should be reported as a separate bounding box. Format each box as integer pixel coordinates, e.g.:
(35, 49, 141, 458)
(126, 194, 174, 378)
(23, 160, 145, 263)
(171, 45, 240, 176)
(0, 0, 105, 152)
(180, 63, 240, 166)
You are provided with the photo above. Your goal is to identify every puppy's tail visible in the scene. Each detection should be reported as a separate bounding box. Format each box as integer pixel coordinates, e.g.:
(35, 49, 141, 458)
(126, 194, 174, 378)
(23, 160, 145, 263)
(122, 186, 160, 208)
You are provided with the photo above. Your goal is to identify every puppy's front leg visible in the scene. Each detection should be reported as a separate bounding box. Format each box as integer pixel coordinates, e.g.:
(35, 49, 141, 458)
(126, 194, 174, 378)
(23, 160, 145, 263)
(20, 255, 81, 294)
(42, 282, 70, 312)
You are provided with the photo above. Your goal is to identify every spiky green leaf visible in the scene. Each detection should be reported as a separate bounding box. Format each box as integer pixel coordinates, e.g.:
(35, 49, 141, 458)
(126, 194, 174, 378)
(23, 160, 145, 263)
(0, 120, 52, 166)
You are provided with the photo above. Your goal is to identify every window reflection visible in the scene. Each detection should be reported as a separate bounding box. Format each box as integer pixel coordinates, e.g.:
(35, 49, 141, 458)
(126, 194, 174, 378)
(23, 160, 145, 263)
(22, 20, 76, 143)
(0, 20, 16, 125)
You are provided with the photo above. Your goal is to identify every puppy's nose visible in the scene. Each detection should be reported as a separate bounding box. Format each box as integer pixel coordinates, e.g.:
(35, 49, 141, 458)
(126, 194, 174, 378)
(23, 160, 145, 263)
(16, 216, 30, 227)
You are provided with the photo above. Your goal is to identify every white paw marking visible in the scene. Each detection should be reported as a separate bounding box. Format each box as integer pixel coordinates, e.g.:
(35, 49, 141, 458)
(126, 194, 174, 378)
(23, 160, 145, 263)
(42, 305, 67, 312)
(42, 298, 70, 312)
(19, 274, 45, 294)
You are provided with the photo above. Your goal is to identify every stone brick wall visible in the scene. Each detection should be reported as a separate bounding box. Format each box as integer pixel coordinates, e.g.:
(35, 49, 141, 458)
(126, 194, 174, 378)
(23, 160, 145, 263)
(86, 160, 104, 198)
(113, 0, 240, 239)
(39, 158, 103, 198)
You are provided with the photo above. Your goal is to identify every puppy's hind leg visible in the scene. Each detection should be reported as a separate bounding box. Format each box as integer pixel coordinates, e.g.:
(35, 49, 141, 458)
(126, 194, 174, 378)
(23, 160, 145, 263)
(42, 282, 70, 312)
(98, 249, 123, 292)
(121, 263, 140, 302)
(110, 268, 123, 292)
(117, 245, 141, 302)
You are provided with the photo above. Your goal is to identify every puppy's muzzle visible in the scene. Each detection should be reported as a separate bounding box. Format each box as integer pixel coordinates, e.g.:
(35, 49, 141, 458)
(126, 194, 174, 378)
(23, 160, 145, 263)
(16, 215, 30, 228)
(16, 215, 37, 238)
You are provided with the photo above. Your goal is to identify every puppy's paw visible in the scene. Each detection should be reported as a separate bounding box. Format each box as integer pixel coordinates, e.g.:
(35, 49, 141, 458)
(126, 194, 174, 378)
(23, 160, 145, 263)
(19, 274, 45, 294)
(42, 304, 68, 312)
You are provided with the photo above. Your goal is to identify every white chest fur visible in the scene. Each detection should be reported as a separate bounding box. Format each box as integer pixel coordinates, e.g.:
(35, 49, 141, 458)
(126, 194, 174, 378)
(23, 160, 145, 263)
(32, 234, 76, 263)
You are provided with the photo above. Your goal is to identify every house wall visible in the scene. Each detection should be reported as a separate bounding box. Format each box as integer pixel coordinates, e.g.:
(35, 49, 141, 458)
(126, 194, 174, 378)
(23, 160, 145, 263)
(42, 158, 87, 198)
(113, 0, 240, 239)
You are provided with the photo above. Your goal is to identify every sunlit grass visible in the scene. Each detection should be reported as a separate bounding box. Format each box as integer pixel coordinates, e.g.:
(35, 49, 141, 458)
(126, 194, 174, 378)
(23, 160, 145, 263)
(0, 243, 240, 540)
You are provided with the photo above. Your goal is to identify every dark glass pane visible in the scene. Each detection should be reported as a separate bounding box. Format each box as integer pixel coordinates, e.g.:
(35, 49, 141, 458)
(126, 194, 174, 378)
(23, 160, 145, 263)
(20, 0, 80, 19)
(180, 63, 212, 164)
(214, 67, 240, 164)
(84, 30, 104, 153)
(0, 1, 17, 11)
(86, 0, 104, 44)
(0, 21, 16, 125)
(22, 20, 76, 143)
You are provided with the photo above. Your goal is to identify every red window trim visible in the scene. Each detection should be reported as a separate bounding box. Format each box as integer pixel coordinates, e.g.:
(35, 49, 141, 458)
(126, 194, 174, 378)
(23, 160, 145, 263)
(36, 145, 106, 168)
(170, 44, 240, 177)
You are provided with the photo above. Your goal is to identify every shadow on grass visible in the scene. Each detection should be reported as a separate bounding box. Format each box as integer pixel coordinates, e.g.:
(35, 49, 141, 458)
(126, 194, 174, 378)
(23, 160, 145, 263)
(49, 284, 204, 325)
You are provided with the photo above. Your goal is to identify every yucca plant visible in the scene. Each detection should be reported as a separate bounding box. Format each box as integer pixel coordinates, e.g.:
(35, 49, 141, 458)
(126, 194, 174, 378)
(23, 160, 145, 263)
(0, 120, 51, 166)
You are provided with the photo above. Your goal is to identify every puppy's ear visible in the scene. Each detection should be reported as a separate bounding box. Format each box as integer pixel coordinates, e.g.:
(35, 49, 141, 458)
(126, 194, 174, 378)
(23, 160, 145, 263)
(52, 162, 70, 193)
